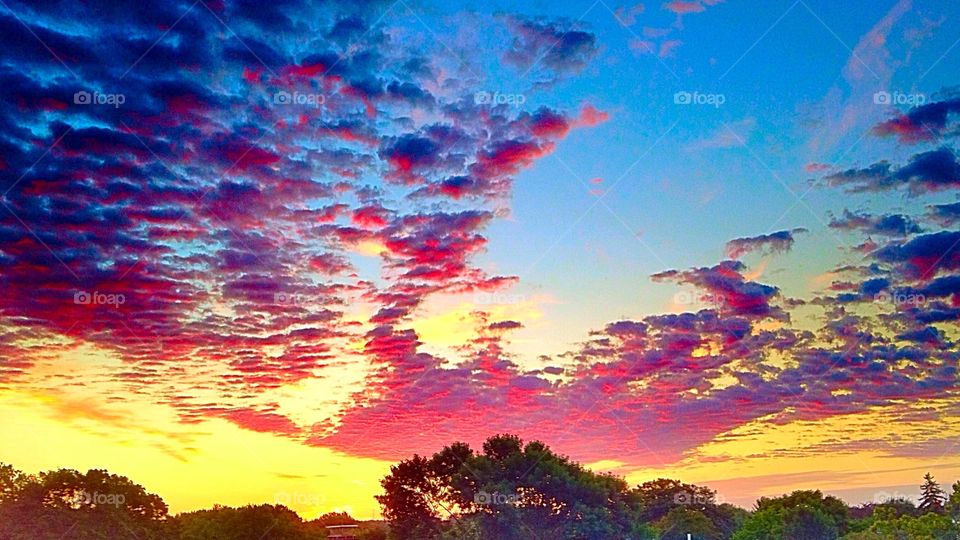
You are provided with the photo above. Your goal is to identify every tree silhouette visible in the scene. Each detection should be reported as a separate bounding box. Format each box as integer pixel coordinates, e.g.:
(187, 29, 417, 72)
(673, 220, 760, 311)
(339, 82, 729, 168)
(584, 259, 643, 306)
(656, 506, 722, 540)
(172, 504, 316, 539)
(919, 473, 946, 514)
(377, 434, 653, 540)
(634, 478, 745, 537)
(0, 464, 168, 539)
(634, 478, 717, 522)
(3, 457, 958, 539)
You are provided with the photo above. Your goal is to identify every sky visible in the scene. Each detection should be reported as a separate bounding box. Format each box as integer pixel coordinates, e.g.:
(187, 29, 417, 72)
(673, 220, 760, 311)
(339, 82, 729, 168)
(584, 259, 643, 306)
(1, 0, 960, 520)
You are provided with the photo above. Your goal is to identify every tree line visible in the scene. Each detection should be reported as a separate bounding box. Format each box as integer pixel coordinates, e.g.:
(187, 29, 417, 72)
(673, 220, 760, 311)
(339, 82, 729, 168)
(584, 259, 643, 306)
(2, 434, 959, 539)
(377, 435, 960, 540)
(0, 464, 385, 539)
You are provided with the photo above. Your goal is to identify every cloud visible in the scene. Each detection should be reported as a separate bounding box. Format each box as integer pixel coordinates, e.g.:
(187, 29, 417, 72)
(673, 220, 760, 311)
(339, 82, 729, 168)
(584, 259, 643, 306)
(662, 0, 721, 15)
(829, 210, 923, 236)
(873, 231, 960, 279)
(873, 93, 960, 143)
(928, 201, 960, 225)
(614, 4, 646, 27)
(502, 16, 599, 77)
(1, 0, 958, 482)
(652, 261, 782, 317)
(724, 228, 806, 259)
(824, 147, 960, 194)
(0, 0, 604, 403)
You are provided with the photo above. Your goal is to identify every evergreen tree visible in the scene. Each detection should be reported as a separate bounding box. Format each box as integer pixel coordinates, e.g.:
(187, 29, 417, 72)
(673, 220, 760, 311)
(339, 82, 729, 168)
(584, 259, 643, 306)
(918, 473, 947, 514)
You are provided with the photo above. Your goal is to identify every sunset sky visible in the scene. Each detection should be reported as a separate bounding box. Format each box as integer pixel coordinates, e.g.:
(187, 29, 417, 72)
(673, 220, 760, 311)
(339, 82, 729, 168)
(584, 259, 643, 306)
(1, 0, 960, 520)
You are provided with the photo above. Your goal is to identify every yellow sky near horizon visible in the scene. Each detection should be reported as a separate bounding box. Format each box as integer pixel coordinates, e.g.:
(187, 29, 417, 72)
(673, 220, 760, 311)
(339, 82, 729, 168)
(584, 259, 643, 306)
(2, 279, 958, 520)
(4, 373, 959, 519)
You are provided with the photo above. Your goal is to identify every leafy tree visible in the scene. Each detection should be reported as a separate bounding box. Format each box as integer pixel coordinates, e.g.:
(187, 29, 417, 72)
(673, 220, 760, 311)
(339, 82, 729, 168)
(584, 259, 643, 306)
(377, 454, 445, 539)
(438, 514, 484, 540)
(731, 507, 784, 540)
(947, 481, 960, 521)
(842, 511, 959, 539)
(633, 478, 745, 537)
(781, 506, 839, 540)
(634, 478, 717, 522)
(172, 504, 318, 539)
(849, 497, 917, 522)
(709, 503, 750, 538)
(0, 465, 169, 539)
(311, 511, 357, 526)
(848, 497, 918, 533)
(655, 507, 722, 540)
(875, 497, 918, 519)
(377, 434, 654, 540)
(733, 490, 848, 540)
(919, 473, 946, 514)
(0, 463, 31, 504)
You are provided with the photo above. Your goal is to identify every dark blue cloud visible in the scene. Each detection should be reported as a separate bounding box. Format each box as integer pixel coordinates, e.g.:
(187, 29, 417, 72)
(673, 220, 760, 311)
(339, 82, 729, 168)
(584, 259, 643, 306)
(825, 148, 960, 194)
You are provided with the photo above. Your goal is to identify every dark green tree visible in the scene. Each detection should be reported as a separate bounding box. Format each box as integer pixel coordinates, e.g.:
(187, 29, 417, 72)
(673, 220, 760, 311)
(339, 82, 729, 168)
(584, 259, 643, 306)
(844, 511, 959, 539)
(780, 506, 839, 540)
(376, 454, 445, 539)
(732, 490, 847, 540)
(655, 506, 722, 540)
(875, 497, 917, 519)
(172, 503, 317, 539)
(377, 434, 653, 540)
(0, 464, 169, 539)
(633, 478, 717, 523)
(632, 478, 745, 537)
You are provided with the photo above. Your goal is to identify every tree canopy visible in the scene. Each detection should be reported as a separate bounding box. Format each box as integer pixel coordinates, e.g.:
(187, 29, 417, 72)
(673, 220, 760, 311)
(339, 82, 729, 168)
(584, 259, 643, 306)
(0, 465, 169, 539)
(377, 433, 653, 539)
(1, 455, 957, 540)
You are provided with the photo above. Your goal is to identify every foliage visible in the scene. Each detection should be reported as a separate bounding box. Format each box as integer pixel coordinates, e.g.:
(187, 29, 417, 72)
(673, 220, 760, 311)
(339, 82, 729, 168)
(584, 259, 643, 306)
(0, 464, 169, 539)
(3, 458, 958, 540)
(947, 481, 960, 521)
(842, 511, 959, 540)
(311, 510, 358, 526)
(848, 498, 920, 534)
(635, 478, 718, 522)
(172, 504, 320, 539)
(849, 498, 918, 522)
(377, 434, 654, 540)
(732, 490, 848, 540)
(730, 507, 785, 540)
(655, 506, 723, 539)
(633, 478, 746, 538)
